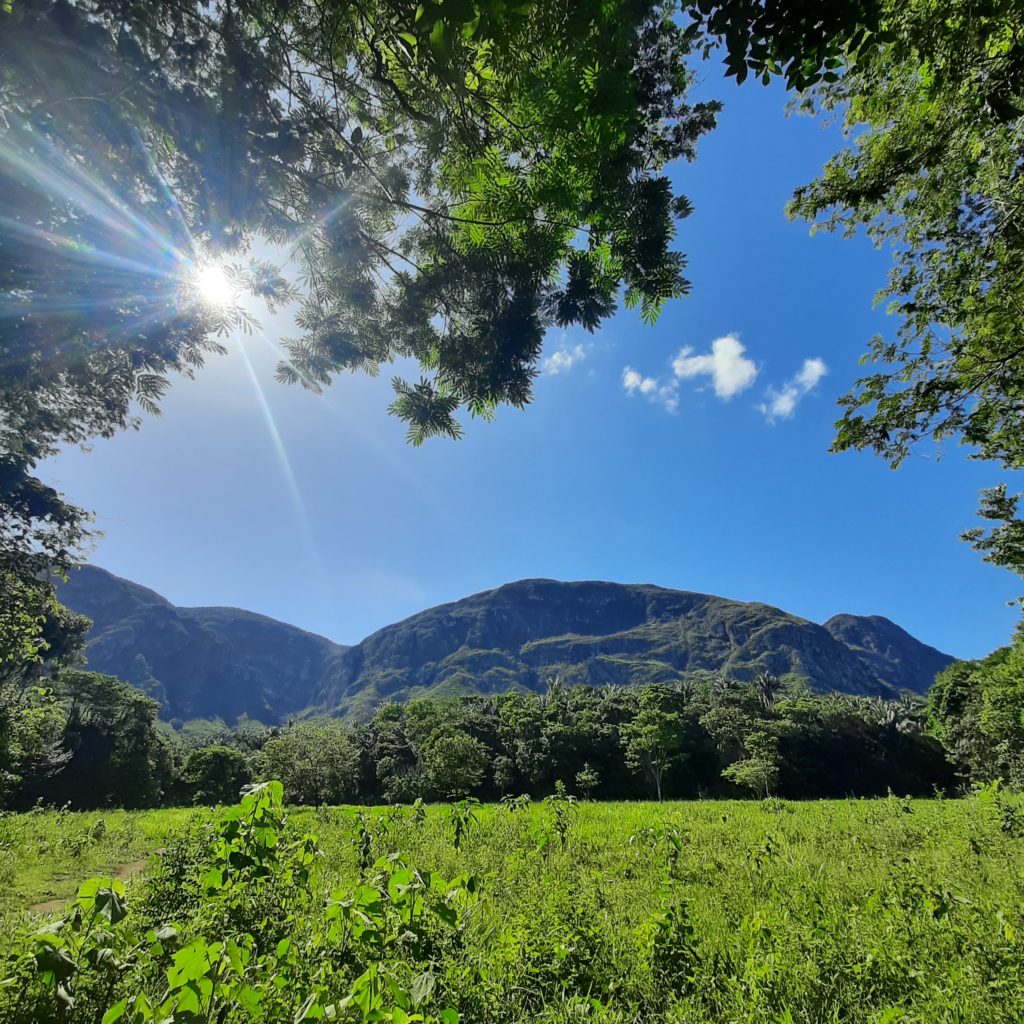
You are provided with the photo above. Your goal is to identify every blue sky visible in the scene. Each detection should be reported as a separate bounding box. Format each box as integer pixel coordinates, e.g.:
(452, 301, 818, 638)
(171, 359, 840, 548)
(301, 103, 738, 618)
(43, 74, 1022, 659)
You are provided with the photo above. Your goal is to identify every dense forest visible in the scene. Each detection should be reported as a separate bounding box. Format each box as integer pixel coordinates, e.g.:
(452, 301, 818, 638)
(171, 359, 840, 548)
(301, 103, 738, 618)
(3, 633, 1022, 809)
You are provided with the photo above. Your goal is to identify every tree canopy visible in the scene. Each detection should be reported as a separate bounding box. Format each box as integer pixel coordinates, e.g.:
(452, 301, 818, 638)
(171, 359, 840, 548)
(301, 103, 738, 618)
(0, 0, 719, 669)
(2, 0, 718, 454)
(929, 628, 1024, 789)
(1, 672, 962, 809)
(785, 0, 1024, 577)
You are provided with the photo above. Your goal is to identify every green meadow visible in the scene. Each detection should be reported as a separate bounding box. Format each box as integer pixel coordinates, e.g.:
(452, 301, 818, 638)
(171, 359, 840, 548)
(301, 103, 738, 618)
(2, 789, 1023, 1023)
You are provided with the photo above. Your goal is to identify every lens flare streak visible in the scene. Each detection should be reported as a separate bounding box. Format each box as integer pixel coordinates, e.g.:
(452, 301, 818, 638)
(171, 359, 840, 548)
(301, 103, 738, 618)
(232, 336, 318, 560)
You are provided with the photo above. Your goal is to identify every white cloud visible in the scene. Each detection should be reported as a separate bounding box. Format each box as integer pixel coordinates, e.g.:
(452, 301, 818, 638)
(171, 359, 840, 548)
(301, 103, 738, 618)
(622, 366, 679, 412)
(659, 386, 680, 414)
(759, 357, 829, 422)
(671, 334, 758, 399)
(762, 387, 799, 420)
(623, 367, 657, 395)
(543, 343, 587, 375)
(795, 357, 828, 391)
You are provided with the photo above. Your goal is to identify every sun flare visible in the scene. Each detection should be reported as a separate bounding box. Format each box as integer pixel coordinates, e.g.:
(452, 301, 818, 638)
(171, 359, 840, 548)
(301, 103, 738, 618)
(193, 261, 235, 308)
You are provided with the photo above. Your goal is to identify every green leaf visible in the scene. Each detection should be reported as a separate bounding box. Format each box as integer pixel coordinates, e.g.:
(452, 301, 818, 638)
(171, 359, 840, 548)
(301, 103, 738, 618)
(238, 986, 264, 1015)
(410, 972, 435, 1007)
(102, 1000, 127, 1024)
(201, 868, 224, 891)
(431, 903, 457, 927)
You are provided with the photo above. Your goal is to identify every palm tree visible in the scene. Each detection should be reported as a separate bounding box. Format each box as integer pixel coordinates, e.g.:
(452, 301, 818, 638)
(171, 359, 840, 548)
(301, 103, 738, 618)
(671, 676, 696, 704)
(892, 693, 925, 735)
(754, 671, 782, 711)
(542, 673, 565, 707)
(711, 674, 737, 704)
(877, 694, 925, 734)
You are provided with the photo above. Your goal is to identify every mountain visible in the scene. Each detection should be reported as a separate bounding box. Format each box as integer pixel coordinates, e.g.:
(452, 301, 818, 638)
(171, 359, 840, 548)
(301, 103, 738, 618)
(56, 566, 348, 722)
(823, 613, 956, 696)
(58, 569, 957, 724)
(318, 579, 957, 717)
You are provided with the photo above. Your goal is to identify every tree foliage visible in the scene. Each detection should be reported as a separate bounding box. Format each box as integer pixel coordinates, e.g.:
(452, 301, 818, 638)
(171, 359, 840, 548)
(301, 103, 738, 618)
(3, 672, 964, 809)
(929, 628, 1024, 789)
(721, 728, 780, 796)
(261, 720, 361, 806)
(421, 730, 488, 800)
(0, 0, 719, 672)
(684, 0, 880, 89)
(182, 743, 252, 805)
(784, 0, 1024, 576)
(620, 688, 684, 800)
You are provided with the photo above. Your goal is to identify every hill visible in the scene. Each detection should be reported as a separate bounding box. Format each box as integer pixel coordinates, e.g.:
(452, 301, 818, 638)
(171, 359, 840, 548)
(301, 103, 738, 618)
(318, 579, 956, 717)
(56, 566, 347, 722)
(823, 613, 957, 696)
(58, 569, 957, 723)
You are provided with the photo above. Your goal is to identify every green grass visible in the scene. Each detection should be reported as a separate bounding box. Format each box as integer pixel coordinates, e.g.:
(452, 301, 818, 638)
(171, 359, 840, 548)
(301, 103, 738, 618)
(3, 794, 1024, 1022)
(0, 806, 208, 907)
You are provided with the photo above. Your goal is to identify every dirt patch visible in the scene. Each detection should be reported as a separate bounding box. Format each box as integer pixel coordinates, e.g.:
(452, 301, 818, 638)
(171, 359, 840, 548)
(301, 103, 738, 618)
(28, 853, 159, 916)
(28, 897, 67, 916)
(114, 857, 152, 881)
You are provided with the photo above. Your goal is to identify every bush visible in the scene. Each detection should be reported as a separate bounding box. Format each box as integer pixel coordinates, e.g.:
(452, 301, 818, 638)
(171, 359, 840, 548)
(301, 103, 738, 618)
(182, 745, 252, 805)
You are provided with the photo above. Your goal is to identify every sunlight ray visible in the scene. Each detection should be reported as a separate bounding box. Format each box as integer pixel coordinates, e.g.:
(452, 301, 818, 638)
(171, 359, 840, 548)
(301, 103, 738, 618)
(282, 190, 358, 261)
(232, 336, 320, 562)
(247, 328, 445, 518)
(0, 140, 184, 267)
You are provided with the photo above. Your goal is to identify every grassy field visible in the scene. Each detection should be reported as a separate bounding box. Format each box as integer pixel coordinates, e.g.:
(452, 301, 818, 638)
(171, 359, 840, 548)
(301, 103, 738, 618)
(0, 806, 208, 908)
(2, 792, 1023, 1022)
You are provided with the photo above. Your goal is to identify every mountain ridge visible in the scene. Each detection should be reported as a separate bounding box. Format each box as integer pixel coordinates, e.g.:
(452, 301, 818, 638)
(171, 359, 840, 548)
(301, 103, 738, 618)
(57, 567, 957, 723)
(57, 566, 348, 722)
(317, 578, 955, 717)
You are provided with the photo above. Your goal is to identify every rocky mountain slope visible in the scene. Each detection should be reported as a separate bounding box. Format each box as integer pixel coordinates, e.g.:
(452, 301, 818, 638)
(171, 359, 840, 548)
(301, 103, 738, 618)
(58, 568, 956, 723)
(319, 579, 956, 717)
(823, 613, 958, 696)
(57, 566, 347, 722)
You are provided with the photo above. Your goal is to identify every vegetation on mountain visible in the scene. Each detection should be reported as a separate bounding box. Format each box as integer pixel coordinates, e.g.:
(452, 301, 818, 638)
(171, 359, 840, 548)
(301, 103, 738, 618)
(323, 580, 955, 715)
(53, 569, 956, 725)
(10, 604, 1024, 813)
(56, 566, 346, 721)
(822, 612, 957, 694)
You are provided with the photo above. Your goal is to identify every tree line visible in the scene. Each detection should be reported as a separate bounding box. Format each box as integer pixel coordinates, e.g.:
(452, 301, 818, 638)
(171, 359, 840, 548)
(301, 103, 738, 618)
(4, 595, 1024, 809)
(0, 663, 970, 809)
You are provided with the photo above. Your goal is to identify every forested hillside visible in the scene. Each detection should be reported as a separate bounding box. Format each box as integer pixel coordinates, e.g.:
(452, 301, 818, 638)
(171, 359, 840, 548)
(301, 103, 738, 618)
(58, 570, 955, 723)
(323, 579, 954, 717)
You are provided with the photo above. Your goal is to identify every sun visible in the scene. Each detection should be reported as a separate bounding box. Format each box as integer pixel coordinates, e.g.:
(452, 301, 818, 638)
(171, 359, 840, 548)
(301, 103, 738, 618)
(192, 261, 236, 308)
